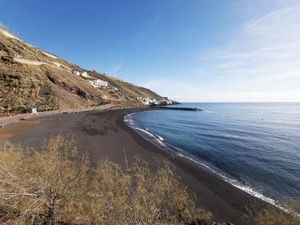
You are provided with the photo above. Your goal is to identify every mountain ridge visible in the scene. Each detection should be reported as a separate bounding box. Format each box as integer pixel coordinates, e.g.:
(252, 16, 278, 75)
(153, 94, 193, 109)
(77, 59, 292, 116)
(0, 26, 163, 113)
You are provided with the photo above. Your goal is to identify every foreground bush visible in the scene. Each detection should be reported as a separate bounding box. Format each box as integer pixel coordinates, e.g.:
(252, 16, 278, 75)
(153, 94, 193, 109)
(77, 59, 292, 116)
(254, 207, 299, 225)
(0, 136, 211, 225)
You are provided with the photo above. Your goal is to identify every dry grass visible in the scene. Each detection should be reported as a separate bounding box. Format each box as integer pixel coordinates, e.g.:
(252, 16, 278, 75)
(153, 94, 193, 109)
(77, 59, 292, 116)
(253, 207, 299, 225)
(1, 26, 162, 113)
(0, 136, 211, 225)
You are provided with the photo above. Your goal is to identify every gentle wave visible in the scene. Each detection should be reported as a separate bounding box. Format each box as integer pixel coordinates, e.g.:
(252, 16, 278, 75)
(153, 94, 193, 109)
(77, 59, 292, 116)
(124, 113, 294, 215)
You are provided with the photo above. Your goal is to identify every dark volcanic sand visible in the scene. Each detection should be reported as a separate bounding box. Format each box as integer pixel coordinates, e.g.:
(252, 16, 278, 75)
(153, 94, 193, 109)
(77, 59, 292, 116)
(4, 108, 271, 225)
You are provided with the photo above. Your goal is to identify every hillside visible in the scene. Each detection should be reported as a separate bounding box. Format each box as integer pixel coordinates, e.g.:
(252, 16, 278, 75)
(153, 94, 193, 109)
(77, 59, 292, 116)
(0, 27, 163, 112)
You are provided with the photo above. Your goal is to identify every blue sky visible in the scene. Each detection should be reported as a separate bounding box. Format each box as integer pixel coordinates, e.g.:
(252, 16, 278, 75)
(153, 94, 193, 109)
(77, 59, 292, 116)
(1, 0, 300, 102)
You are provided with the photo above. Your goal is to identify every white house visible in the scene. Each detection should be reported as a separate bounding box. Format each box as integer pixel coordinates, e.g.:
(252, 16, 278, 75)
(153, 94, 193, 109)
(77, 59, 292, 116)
(142, 97, 158, 106)
(143, 98, 151, 105)
(81, 71, 91, 79)
(73, 71, 81, 76)
(158, 98, 174, 105)
(31, 108, 38, 115)
(89, 79, 109, 88)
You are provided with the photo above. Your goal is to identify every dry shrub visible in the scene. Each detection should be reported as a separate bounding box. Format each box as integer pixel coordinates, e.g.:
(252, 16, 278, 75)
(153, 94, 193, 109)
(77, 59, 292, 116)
(0, 136, 211, 225)
(287, 202, 300, 216)
(254, 207, 299, 225)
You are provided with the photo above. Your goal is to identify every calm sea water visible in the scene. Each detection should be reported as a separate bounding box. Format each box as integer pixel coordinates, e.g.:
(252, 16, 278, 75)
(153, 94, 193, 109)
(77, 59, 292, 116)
(125, 103, 300, 208)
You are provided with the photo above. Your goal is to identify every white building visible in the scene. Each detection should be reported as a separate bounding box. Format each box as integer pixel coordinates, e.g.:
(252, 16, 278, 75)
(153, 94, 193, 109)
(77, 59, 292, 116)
(89, 79, 109, 88)
(158, 98, 174, 105)
(81, 71, 91, 79)
(73, 71, 81, 76)
(143, 98, 151, 105)
(143, 97, 158, 106)
(31, 108, 38, 115)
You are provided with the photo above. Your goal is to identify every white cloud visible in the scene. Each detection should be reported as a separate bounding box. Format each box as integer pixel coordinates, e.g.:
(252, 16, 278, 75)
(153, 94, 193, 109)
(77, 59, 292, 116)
(144, 78, 300, 102)
(135, 1, 181, 43)
(148, 4, 300, 102)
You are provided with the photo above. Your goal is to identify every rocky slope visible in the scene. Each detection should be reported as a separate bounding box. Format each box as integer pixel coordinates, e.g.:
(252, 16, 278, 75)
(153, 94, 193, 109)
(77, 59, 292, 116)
(0, 27, 162, 112)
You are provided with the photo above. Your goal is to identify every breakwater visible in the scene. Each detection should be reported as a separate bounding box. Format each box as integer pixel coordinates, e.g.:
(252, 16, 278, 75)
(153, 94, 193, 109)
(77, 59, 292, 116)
(153, 106, 201, 111)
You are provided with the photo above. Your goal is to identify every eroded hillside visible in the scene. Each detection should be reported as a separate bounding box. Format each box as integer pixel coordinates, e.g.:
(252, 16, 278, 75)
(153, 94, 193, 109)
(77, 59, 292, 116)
(0, 27, 162, 112)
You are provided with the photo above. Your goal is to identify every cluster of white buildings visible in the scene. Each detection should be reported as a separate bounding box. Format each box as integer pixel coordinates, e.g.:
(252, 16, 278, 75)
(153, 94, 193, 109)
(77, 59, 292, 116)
(138, 97, 175, 106)
(73, 70, 109, 88)
(142, 98, 158, 106)
(158, 98, 174, 105)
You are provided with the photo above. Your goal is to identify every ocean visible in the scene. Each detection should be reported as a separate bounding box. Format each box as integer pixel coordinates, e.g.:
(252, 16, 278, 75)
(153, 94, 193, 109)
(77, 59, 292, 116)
(124, 102, 300, 211)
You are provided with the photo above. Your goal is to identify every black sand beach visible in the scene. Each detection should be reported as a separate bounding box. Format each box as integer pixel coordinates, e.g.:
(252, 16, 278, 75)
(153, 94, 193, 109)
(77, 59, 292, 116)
(0, 108, 271, 225)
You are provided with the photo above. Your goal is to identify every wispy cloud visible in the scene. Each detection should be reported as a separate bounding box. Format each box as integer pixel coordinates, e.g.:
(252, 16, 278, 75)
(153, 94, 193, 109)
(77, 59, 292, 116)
(143, 78, 217, 102)
(147, 4, 300, 102)
(136, 15, 162, 43)
(135, 0, 182, 43)
(109, 63, 124, 75)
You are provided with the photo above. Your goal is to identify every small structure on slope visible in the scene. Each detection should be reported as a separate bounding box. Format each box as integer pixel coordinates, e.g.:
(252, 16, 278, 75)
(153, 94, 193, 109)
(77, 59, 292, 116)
(143, 97, 158, 106)
(81, 71, 91, 79)
(138, 97, 176, 106)
(73, 71, 81, 76)
(158, 98, 175, 105)
(31, 107, 38, 115)
(89, 79, 109, 88)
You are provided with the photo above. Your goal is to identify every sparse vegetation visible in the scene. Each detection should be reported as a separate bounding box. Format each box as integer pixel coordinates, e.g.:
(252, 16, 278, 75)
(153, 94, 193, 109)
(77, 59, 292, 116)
(0, 136, 211, 225)
(0, 26, 163, 113)
(1, 136, 298, 225)
(254, 207, 299, 225)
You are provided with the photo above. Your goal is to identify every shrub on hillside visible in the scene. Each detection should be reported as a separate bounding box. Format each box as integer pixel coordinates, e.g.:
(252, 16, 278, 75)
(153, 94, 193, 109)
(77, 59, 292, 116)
(0, 136, 211, 225)
(254, 207, 299, 225)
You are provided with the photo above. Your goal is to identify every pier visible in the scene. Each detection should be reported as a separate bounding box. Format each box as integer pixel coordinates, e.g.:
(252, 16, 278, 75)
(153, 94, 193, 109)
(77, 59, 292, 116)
(153, 106, 202, 111)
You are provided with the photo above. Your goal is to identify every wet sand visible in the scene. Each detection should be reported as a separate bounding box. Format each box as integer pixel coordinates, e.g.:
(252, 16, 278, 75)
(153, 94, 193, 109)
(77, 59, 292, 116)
(2, 108, 271, 225)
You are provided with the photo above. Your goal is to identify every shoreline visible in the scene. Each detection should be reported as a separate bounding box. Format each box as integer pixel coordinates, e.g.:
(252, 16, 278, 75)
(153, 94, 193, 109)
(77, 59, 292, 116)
(2, 107, 272, 225)
(117, 109, 273, 224)
(124, 112, 282, 210)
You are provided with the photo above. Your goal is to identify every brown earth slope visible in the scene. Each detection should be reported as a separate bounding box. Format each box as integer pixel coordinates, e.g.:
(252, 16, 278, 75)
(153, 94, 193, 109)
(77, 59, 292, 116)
(0, 26, 162, 112)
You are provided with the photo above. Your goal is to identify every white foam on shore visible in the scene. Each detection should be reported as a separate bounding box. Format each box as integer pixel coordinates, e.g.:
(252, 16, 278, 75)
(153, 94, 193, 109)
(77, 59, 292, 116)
(146, 128, 165, 141)
(173, 151, 282, 208)
(124, 113, 299, 216)
(124, 113, 166, 147)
